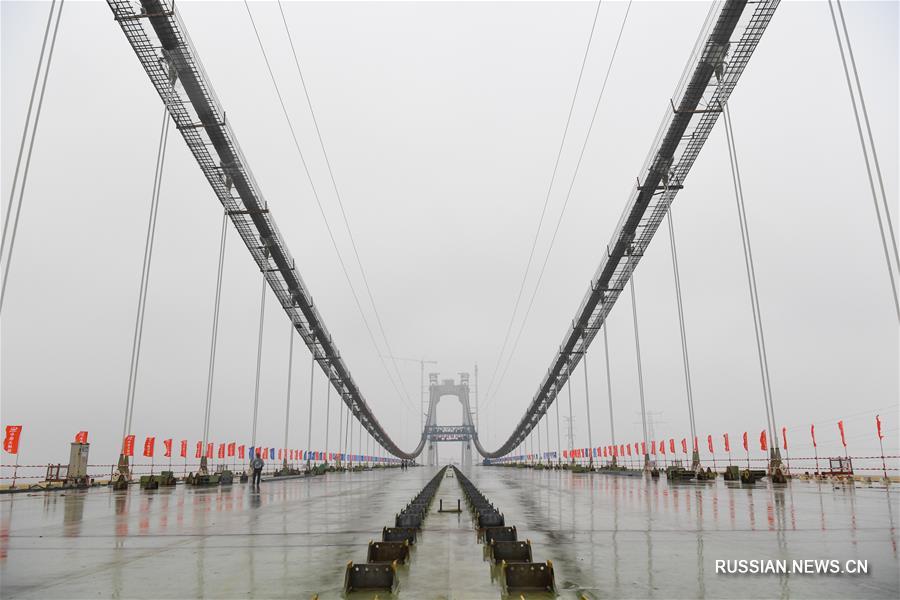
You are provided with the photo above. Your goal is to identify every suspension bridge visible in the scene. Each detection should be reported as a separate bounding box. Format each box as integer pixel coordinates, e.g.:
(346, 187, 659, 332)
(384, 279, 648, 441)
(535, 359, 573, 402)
(1, 0, 898, 598)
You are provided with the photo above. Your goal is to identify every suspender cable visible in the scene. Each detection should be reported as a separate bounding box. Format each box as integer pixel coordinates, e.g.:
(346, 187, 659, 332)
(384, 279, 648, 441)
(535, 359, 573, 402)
(566, 355, 575, 463)
(0, 0, 64, 314)
(324, 376, 332, 463)
(337, 391, 345, 465)
(827, 0, 900, 321)
(602, 323, 616, 464)
(545, 409, 552, 463)
(723, 104, 780, 464)
(630, 276, 650, 468)
(306, 353, 315, 466)
(666, 209, 698, 466)
(250, 273, 267, 449)
(554, 382, 562, 464)
(120, 108, 170, 459)
(201, 211, 228, 459)
(282, 325, 295, 469)
(536, 413, 543, 463)
(582, 343, 594, 466)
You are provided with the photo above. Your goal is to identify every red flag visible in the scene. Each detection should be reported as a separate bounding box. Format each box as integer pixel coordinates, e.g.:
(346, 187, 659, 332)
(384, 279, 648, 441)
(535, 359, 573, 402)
(876, 415, 884, 440)
(742, 431, 748, 452)
(3, 426, 22, 454)
(724, 433, 730, 452)
(602, 447, 607, 457)
(163, 439, 173, 458)
(660, 440, 666, 455)
(195, 441, 202, 458)
(180, 440, 188, 458)
(669, 438, 675, 454)
(562, 450, 568, 459)
(143, 437, 155, 458)
(74, 431, 88, 444)
(206, 443, 213, 459)
(641, 441, 646, 455)
(760, 430, 767, 452)
(620, 444, 625, 457)
(707, 434, 714, 453)
(781, 427, 788, 451)
(626, 444, 632, 456)
(228, 442, 235, 457)
(838, 420, 847, 448)
(811, 424, 817, 448)
(681, 438, 688, 454)
(238, 445, 245, 459)
(123, 434, 135, 457)
(651, 440, 656, 455)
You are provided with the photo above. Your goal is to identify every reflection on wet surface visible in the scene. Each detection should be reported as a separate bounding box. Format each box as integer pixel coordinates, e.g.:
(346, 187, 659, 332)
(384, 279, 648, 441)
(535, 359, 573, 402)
(0, 467, 897, 598)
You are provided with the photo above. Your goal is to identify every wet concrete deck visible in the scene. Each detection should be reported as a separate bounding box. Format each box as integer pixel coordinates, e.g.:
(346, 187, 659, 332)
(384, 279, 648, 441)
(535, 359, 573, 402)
(1, 466, 897, 598)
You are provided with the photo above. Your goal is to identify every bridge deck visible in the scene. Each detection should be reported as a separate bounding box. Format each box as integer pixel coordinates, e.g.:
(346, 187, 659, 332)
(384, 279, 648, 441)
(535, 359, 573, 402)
(1, 467, 897, 598)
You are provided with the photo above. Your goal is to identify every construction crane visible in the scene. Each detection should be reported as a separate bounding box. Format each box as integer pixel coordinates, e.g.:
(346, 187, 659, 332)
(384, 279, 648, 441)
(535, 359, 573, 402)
(386, 356, 438, 433)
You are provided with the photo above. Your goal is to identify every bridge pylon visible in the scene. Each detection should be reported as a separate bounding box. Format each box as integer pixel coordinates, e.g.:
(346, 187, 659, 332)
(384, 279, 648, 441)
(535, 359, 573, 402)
(423, 373, 476, 467)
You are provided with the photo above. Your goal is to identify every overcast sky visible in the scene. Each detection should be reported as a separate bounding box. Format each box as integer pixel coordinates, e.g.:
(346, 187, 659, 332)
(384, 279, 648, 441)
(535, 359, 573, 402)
(1, 1, 897, 471)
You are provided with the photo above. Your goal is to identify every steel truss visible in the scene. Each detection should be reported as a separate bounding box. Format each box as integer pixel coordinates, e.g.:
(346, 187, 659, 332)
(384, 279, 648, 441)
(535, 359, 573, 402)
(474, 0, 780, 459)
(108, 0, 418, 458)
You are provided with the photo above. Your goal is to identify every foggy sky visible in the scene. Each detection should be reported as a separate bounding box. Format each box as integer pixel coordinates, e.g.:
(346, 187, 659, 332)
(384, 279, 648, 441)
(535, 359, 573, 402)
(1, 1, 898, 471)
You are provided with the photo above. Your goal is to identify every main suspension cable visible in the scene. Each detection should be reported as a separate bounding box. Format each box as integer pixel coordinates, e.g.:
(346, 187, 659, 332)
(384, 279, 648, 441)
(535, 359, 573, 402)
(485, 0, 633, 408)
(483, 1, 603, 403)
(0, 0, 64, 314)
(827, 0, 899, 321)
(241, 1, 416, 417)
(276, 0, 416, 413)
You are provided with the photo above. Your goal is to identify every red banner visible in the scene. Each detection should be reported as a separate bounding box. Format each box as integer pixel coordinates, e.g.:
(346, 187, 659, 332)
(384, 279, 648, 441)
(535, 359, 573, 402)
(228, 442, 236, 457)
(123, 434, 135, 457)
(681, 438, 688, 454)
(218, 444, 225, 459)
(742, 431, 748, 452)
(3, 425, 22, 454)
(650, 440, 656, 455)
(760, 430, 767, 452)
(206, 443, 213, 459)
(838, 420, 847, 448)
(707, 434, 714, 454)
(74, 431, 88, 444)
(669, 439, 675, 454)
(641, 441, 646, 456)
(660, 440, 666, 455)
(195, 441, 202, 459)
(143, 437, 155, 458)
(781, 427, 787, 451)
(626, 444, 632, 456)
(163, 438, 172, 458)
(876, 415, 884, 440)
(811, 424, 817, 448)
(238, 445, 245, 459)
(724, 432, 730, 453)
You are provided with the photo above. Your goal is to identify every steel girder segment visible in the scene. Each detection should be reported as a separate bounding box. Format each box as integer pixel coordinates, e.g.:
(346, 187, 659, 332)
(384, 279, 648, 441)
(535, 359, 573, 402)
(108, 0, 422, 459)
(474, 0, 781, 459)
